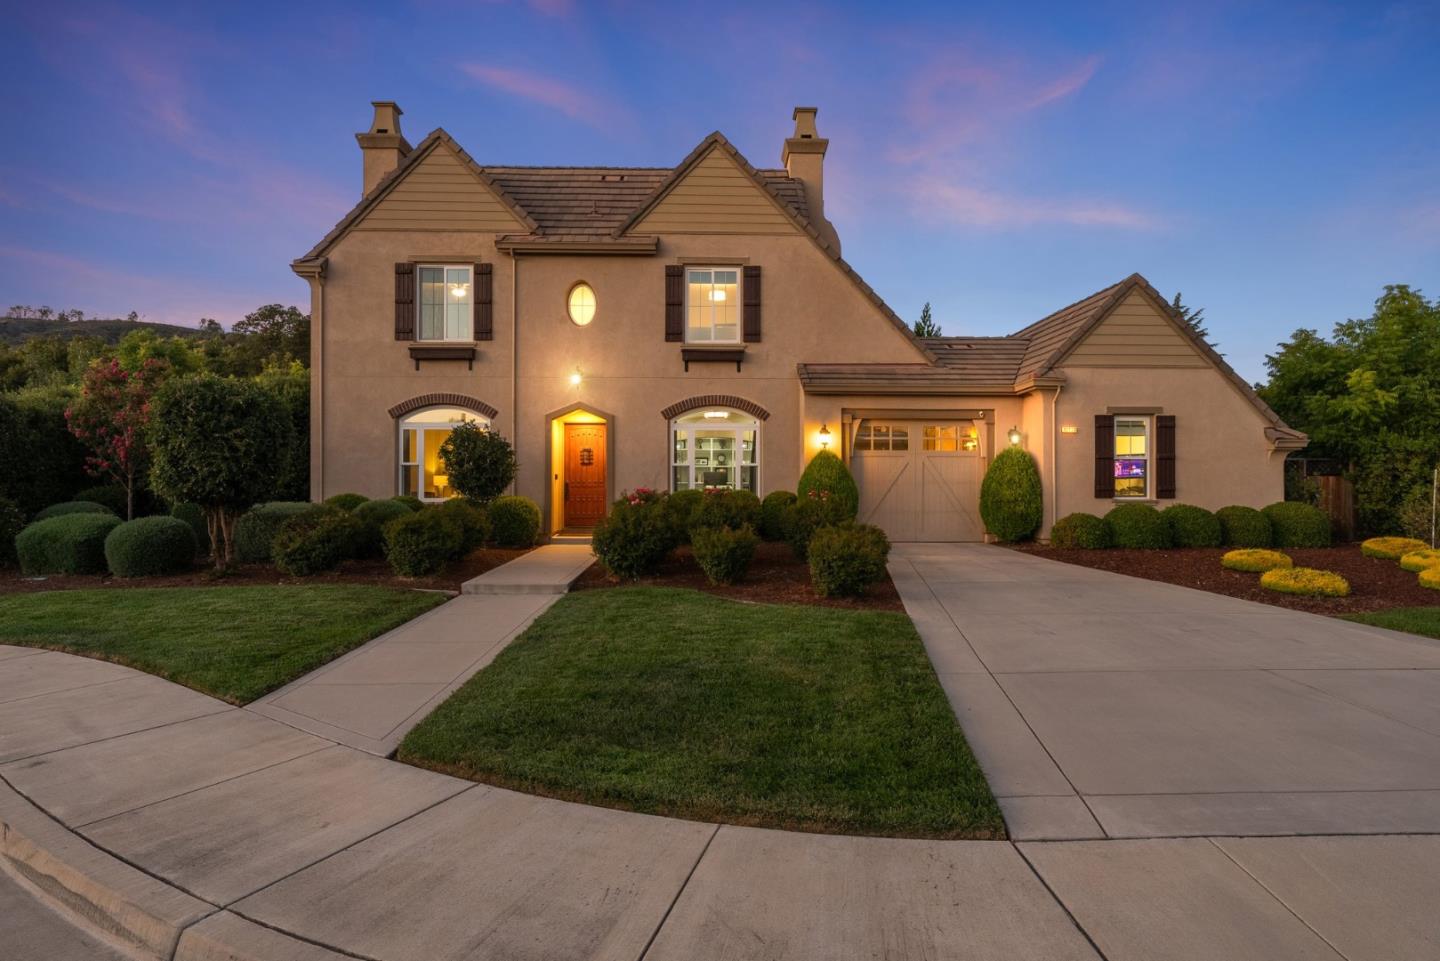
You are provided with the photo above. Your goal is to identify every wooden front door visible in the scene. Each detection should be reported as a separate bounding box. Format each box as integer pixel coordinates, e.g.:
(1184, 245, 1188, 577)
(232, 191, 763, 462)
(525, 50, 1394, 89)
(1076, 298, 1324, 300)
(563, 423, 607, 528)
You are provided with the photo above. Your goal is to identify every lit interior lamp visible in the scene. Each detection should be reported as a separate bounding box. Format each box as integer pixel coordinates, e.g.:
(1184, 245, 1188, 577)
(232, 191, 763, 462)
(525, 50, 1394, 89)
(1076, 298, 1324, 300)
(433, 474, 449, 492)
(703, 410, 728, 419)
(449, 284, 468, 298)
(569, 367, 583, 387)
(1007, 426, 1023, 446)
(711, 289, 727, 302)
(818, 423, 832, 449)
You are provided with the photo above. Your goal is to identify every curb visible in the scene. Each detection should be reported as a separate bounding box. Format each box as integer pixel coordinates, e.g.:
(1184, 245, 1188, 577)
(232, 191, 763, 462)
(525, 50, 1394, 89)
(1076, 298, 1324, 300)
(175, 911, 354, 961)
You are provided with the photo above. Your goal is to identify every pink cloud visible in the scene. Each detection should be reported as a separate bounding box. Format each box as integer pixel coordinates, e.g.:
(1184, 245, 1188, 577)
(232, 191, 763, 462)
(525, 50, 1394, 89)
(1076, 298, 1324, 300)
(904, 178, 1155, 230)
(459, 63, 629, 129)
(1025, 55, 1102, 110)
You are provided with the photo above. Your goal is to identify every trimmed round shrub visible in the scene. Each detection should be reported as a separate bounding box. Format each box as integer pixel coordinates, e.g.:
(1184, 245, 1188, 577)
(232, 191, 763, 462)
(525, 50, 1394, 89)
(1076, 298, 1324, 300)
(1217, 506, 1272, 548)
(1360, 536, 1429, 560)
(16, 513, 122, 575)
(1399, 549, 1440, 573)
(74, 485, 130, 518)
(352, 498, 413, 558)
(979, 447, 1043, 542)
(383, 509, 463, 577)
(104, 517, 196, 577)
(1262, 502, 1331, 548)
(592, 491, 674, 579)
(691, 524, 758, 586)
(808, 523, 891, 597)
(1421, 567, 1440, 591)
(664, 489, 704, 545)
(323, 492, 369, 512)
(1105, 503, 1170, 549)
(438, 498, 491, 553)
(234, 502, 316, 564)
(1259, 566, 1349, 597)
(392, 495, 425, 512)
(488, 495, 541, 549)
(170, 503, 210, 555)
(438, 422, 517, 502)
(782, 493, 850, 561)
(759, 490, 796, 541)
(272, 507, 364, 576)
(0, 494, 24, 567)
(1050, 513, 1110, 549)
(1222, 549, 1294, 573)
(1161, 504, 1222, 548)
(692, 489, 760, 533)
(797, 450, 859, 521)
(34, 501, 115, 523)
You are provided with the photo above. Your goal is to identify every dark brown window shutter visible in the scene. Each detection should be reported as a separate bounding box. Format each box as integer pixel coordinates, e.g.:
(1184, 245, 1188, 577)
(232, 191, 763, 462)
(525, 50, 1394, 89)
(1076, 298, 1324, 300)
(474, 263, 493, 341)
(743, 265, 762, 342)
(1156, 415, 1176, 499)
(665, 265, 684, 342)
(1094, 414, 1115, 499)
(394, 262, 415, 341)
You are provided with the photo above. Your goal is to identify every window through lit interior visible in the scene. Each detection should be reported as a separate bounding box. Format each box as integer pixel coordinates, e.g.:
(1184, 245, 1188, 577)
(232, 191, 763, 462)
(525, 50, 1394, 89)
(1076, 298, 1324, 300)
(567, 283, 596, 326)
(418, 265, 472, 341)
(1113, 417, 1149, 498)
(398, 407, 487, 500)
(670, 408, 758, 491)
(686, 268, 739, 342)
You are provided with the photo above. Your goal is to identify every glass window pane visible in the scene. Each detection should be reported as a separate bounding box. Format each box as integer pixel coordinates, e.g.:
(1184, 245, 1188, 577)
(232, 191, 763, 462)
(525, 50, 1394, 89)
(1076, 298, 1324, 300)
(401, 465, 418, 497)
(423, 428, 452, 499)
(741, 429, 756, 464)
(673, 429, 688, 463)
(418, 267, 445, 341)
(673, 466, 690, 491)
(401, 429, 415, 463)
(741, 465, 757, 491)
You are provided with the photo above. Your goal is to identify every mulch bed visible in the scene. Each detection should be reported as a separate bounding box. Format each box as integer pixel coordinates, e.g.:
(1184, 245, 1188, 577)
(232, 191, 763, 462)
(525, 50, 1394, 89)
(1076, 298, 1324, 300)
(0, 548, 529, 596)
(573, 540, 905, 612)
(1016, 542, 1436, 615)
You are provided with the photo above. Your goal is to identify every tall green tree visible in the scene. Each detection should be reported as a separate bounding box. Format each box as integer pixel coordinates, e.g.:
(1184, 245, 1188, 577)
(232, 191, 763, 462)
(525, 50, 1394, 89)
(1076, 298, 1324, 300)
(913, 302, 942, 337)
(1171, 291, 1211, 343)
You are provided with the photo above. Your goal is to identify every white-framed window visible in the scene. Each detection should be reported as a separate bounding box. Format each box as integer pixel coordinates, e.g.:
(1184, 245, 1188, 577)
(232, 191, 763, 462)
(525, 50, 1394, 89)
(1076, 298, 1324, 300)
(685, 267, 740, 343)
(567, 282, 596, 326)
(1113, 417, 1150, 498)
(671, 408, 758, 492)
(417, 265, 472, 341)
(857, 421, 979, 453)
(398, 407, 488, 501)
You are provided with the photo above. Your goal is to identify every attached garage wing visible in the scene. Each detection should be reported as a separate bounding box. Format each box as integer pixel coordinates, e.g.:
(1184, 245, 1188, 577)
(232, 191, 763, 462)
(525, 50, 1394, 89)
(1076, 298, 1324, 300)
(851, 420, 984, 542)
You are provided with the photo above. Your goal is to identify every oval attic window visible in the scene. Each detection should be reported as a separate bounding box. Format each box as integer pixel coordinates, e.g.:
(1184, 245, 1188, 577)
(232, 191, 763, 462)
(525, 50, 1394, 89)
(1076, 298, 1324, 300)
(568, 283, 596, 327)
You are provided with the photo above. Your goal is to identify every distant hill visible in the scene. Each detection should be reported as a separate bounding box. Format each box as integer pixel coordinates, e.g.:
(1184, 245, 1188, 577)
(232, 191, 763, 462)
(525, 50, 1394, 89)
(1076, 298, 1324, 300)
(0, 317, 206, 346)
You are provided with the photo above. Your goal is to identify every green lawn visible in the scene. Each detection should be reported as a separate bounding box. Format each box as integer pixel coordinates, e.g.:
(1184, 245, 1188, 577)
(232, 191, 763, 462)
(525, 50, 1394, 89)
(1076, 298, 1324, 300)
(0, 586, 446, 704)
(1343, 606, 1440, 641)
(399, 587, 1003, 839)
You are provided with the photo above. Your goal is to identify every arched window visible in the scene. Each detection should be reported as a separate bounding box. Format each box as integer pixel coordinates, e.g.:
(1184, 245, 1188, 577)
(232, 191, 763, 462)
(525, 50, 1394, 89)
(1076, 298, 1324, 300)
(398, 407, 488, 501)
(670, 408, 759, 492)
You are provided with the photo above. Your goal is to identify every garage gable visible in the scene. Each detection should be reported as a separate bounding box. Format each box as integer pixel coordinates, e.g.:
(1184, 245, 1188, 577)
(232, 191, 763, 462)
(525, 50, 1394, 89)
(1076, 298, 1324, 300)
(1060, 288, 1208, 369)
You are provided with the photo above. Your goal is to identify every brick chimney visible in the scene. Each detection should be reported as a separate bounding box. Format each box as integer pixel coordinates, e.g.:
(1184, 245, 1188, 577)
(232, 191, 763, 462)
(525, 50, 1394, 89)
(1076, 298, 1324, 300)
(781, 106, 839, 254)
(356, 101, 411, 196)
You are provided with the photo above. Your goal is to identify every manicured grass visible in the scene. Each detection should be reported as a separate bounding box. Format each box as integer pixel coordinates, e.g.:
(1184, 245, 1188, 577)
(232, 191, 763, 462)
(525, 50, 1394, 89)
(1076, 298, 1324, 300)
(1343, 606, 1440, 641)
(0, 586, 446, 704)
(399, 587, 1003, 839)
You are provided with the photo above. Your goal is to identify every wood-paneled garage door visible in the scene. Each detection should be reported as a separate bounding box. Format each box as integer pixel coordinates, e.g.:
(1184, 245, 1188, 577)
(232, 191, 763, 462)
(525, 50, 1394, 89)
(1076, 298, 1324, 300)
(851, 421, 984, 542)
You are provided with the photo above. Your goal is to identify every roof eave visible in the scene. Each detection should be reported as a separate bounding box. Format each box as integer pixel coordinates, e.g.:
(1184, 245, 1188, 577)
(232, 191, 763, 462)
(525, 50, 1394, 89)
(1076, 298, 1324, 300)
(494, 235, 659, 255)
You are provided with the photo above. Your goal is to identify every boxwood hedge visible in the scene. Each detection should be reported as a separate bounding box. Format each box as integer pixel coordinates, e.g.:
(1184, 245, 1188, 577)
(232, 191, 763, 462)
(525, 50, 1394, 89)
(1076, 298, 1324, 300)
(1104, 503, 1170, 549)
(1261, 502, 1331, 548)
(104, 517, 196, 577)
(1216, 506, 1272, 548)
(16, 513, 122, 575)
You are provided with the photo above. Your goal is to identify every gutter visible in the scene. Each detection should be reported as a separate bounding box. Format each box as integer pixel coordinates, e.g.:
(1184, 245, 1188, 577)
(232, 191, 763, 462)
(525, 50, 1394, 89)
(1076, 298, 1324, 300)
(1050, 382, 1062, 537)
(510, 249, 519, 495)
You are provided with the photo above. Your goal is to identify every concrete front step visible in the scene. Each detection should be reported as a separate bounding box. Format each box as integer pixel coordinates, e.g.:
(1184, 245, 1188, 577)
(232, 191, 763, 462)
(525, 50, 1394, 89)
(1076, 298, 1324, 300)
(461, 544, 594, 595)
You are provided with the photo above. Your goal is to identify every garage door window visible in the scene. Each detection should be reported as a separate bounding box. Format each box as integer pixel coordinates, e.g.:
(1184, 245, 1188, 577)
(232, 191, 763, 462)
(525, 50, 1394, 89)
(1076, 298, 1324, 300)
(855, 423, 909, 451)
(923, 425, 979, 452)
(671, 409, 758, 492)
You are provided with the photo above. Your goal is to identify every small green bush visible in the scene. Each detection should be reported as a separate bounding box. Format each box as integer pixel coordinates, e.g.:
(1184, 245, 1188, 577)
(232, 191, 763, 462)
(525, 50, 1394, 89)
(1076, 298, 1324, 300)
(691, 524, 758, 585)
(272, 507, 363, 576)
(1260, 566, 1349, 597)
(352, 498, 414, 558)
(1360, 536, 1429, 560)
(979, 448, 1043, 542)
(1421, 567, 1440, 591)
(592, 490, 674, 579)
(488, 495, 541, 548)
(1399, 548, 1440, 573)
(323, 492, 369, 512)
(234, 502, 316, 563)
(34, 501, 116, 523)
(438, 498, 491, 553)
(392, 495, 425, 512)
(1105, 503, 1171, 549)
(16, 513, 122, 575)
(169, 503, 210, 555)
(759, 490, 796, 541)
(73, 485, 130, 518)
(808, 523, 891, 597)
(1050, 513, 1111, 549)
(782, 493, 850, 561)
(0, 495, 27, 567)
(1262, 502, 1332, 548)
(692, 489, 760, 533)
(104, 517, 196, 577)
(383, 509, 463, 577)
(1221, 548, 1294, 573)
(1216, 506, 1272, 548)
(1161, 504, 1222, 548)
(664, 489, 703, 545)
(797, 450, 859, 521)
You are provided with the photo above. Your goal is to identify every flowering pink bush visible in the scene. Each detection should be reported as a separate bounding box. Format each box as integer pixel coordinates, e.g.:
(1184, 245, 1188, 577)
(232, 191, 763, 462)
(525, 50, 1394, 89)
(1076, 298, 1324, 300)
(65, 358, 169, 519)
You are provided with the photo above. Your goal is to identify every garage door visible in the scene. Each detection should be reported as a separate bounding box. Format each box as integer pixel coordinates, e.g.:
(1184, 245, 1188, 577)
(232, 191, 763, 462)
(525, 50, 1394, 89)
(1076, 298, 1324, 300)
(851, 421, 984, 542)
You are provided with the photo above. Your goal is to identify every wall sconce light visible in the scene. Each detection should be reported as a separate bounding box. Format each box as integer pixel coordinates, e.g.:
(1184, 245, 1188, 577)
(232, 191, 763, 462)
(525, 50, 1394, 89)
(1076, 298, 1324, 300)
(1007, 426, 1023, 447)
(818, 423, 832, 449)
(569, 367, 583, 387)
(1061, 424, 1080, 435)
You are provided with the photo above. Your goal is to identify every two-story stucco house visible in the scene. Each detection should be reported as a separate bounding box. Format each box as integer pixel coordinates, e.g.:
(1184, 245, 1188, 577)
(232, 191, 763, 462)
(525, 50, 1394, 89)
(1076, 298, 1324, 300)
(291, 102, 1305, 542)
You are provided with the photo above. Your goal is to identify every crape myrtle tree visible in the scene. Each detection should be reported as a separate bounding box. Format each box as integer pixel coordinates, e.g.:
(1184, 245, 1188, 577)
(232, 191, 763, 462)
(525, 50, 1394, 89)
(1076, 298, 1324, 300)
(64, 357, 170, 519)
(148, 374, 290, 568)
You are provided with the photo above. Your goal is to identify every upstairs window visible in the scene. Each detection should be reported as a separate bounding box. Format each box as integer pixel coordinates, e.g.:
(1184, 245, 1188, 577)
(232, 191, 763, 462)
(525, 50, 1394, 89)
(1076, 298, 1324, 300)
(1114, 417, 1149, 498)
(686, 268, 740, 343)
(418, 265, 472, 341)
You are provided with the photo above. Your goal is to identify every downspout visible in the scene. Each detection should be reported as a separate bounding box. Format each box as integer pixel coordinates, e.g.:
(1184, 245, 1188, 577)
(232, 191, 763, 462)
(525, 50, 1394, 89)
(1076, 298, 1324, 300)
(1050, 383, 1062, 539)
(510, 250, 519, 495)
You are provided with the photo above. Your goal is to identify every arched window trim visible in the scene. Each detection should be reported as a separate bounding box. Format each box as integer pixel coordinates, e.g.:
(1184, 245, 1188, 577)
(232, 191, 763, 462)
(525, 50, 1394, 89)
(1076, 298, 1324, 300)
(396, 405, 491, 502)
(669, 406, 761, 493)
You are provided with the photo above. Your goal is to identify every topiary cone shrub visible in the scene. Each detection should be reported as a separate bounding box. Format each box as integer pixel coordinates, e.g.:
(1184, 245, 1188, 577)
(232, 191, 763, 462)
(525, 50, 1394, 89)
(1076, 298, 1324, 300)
(1161, 504, 1222, 548)
(979, 448, 1043, 542)
(104, 517, 196, 577)
(1216, 506, 1272, 548)
(796, 450, 858, 521)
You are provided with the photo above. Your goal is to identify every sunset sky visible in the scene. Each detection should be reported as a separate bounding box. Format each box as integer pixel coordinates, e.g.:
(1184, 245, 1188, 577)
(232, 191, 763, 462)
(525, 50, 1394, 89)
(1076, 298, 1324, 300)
(2, 0, 1436, 380)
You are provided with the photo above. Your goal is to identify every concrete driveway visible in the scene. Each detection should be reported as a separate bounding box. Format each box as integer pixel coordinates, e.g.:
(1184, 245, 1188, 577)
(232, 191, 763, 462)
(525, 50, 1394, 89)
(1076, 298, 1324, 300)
(891, 543, 1440, 841)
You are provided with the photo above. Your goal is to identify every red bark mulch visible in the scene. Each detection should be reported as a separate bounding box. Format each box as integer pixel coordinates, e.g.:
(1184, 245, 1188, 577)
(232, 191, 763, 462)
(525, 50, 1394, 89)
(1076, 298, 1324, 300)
(0, 548, 530, 596)
(573, 540, 905, 612)
(1015, 542, 1437, 615)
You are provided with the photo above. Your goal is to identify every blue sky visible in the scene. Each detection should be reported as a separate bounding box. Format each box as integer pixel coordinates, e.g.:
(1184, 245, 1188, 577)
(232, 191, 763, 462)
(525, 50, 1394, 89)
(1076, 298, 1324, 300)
(2, 0, 1436, 381)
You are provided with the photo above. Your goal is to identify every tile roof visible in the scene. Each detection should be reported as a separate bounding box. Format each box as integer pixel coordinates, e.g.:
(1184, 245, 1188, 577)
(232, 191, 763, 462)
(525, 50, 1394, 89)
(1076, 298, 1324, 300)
(921, 336, 1031, 383)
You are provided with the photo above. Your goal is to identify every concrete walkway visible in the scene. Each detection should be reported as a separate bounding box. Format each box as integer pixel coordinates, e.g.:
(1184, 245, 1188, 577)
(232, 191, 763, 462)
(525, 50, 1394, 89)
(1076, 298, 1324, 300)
(891, 543, 1440, 841)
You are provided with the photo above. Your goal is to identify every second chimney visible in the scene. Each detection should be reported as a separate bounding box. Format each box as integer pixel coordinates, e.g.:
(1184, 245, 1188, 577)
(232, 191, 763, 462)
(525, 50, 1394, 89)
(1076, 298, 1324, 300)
(356, 101, 411, 196)
(782, 106, 840, 254)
